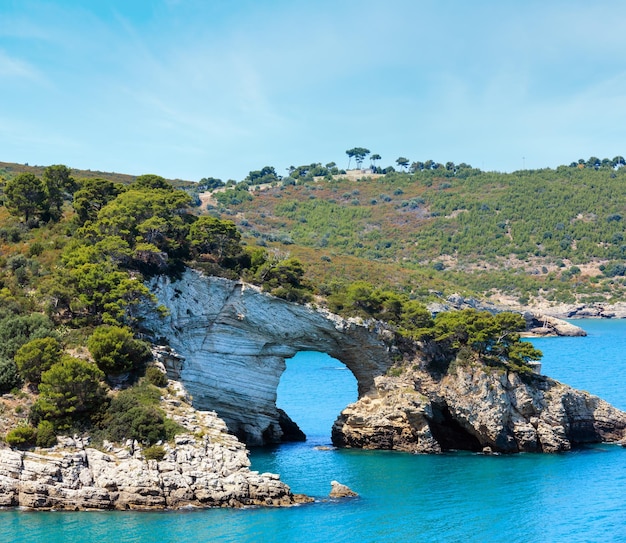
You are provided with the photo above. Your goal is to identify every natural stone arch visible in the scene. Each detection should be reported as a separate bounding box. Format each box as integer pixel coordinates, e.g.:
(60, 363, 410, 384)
(277, 350, 358, 440)
(146, 270, 393, 445)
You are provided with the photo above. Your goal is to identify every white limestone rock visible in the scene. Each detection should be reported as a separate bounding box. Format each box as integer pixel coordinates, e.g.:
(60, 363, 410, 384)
(0, 390, 311, 510)
(144, 270, 393, 445)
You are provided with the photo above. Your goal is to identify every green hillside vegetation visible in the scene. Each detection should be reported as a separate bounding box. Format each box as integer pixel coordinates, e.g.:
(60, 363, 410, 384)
(0, 161, 196, 189)
(0, 166, 277, 447)
(1, 154, 622, 449)
(208, 158, 626, 307)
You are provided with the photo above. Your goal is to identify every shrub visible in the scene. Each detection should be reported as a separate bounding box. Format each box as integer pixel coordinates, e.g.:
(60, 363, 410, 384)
(0, 358, 22, 393)
(105, 403, 166, 444)
(101, 383, 168, 444)
(145, 366, 168, 387)
(88, 325, 152, 376)
(143, 444, 166, 461)
(14, 337, 62, 385)
(28, 242, 45, 257)
(6, 425, 36, 448)
(36, 420, 57, 448)
(127, 407, 167, 444)
(0, 313, 57, 360)
(34, 356, 107, 428)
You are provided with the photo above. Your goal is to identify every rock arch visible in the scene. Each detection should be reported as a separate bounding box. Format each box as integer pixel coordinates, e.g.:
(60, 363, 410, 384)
(146, 270, 393, 445)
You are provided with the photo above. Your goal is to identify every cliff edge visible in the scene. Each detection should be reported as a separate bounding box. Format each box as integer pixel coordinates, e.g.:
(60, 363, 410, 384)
(332, 357, 626, 454)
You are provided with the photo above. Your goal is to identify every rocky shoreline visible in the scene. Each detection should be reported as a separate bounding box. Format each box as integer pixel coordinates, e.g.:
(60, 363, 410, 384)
(428, 293, 626, 337)
(3, 274, 625, 511)
(430, 293, 626, 321)
(0, 384, 311, 510)
(332, 359, 626, 454)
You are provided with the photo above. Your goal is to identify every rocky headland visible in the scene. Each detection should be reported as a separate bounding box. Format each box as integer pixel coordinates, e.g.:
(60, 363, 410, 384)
(143, 271, 626, 454)
(331, 361, 626, 454)
(0, 383, 310, 510)
(3, 270, 625, 510)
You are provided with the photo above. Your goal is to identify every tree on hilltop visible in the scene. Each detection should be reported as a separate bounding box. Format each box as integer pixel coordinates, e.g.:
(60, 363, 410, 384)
(133, 174, 172, 191)
(346, 147, 370, 169)
(72, 178, 125, 225)
(396, 157, 409, 171)
(42, 164, 76, 220)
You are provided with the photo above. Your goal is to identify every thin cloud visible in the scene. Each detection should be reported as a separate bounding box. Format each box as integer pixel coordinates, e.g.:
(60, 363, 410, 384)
(0, 50, 46, 83)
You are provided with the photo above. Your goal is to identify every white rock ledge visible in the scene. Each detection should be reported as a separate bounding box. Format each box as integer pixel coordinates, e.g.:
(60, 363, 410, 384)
(0, 390, 311, 510)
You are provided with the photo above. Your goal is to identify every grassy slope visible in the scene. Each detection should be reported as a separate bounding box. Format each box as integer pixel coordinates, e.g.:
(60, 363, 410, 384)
(209, 166, 626, 307)
(0, 161, 195, 188)
(2, 159, 625, 307)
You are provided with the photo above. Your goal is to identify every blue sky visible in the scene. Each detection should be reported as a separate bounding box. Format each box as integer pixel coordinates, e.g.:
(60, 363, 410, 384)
(2, 0, 626, 181)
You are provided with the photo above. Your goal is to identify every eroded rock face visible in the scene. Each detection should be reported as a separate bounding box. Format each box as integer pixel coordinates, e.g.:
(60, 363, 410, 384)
(146, 270, 626, 453)
(0, 386, 310, 510)
(145, 270, 393, 445)
(332, 361, 626, 453)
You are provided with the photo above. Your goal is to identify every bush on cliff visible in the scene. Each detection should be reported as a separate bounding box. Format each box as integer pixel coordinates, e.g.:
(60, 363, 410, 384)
(5, 425, 36, 448)
(143, 444, 166, 461)
(87, 325, 152, 376)
(253, 256, 313, 303)
(98, 382, 183, 445)
(30, 357, 108, 430)
(15, 337, 63, 385)
(36, 420, 57, 448)
(145, 366, 168, 387)
(424, 309, 542, 373)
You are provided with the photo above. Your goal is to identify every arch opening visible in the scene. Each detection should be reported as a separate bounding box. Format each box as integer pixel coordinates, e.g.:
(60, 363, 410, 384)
(276, 351, 358, 445)
(147, 272, 394, 446)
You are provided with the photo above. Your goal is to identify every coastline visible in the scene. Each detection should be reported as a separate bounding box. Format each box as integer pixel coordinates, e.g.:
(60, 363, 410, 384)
(0, 382, 310, 511)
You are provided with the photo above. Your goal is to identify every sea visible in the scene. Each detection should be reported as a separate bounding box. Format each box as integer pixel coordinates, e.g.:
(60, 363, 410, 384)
(4, 319, 626, 543)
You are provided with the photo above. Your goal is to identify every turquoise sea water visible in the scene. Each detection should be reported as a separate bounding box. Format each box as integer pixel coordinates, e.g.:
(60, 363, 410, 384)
(5, 320, 626, 543)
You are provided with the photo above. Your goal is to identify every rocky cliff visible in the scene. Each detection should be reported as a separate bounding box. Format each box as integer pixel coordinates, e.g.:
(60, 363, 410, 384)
(0, 383, 309, 510)
(145, 270, 626, 453)
(332, 359, 626, 454)
(145, 270, 393, 445)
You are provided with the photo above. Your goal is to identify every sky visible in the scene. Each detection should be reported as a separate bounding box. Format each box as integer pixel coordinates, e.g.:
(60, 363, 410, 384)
(2, 0, 626, 182)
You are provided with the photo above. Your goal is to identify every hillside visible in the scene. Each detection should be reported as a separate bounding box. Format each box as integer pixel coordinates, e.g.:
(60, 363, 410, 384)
(0, 157, 620, 462)
(0, 161, 196, 189)
(207, 164, 626, 309)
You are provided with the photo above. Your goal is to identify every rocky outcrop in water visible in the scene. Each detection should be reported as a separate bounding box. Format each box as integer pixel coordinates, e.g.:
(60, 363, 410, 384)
(521, 312, 587, 337)
(0, 385, 310, 510)
(145, 270, 393, 445)
(329, 480, 358, 498)
(332, 360, 626, 454)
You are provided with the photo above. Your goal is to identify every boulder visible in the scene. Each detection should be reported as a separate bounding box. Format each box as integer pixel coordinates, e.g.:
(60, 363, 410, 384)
(329, 480, 358, 498)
